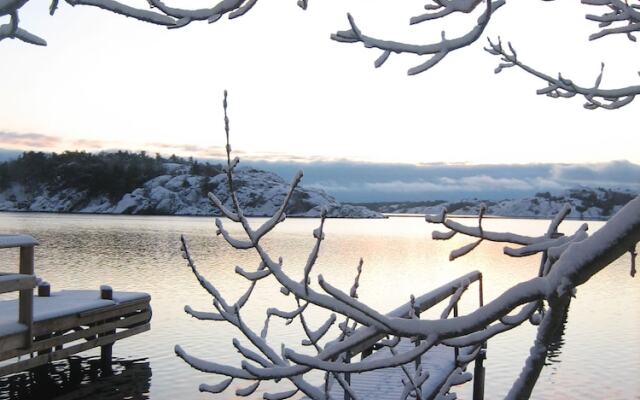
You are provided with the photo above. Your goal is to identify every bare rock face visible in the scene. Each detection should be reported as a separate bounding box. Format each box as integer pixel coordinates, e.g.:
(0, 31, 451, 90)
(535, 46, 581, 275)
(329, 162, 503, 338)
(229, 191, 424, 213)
(0, 166, 384, 219)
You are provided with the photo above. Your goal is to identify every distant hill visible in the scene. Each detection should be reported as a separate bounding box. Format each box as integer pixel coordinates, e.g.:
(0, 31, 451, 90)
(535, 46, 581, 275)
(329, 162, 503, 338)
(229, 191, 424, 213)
(0, 151, 382, 218)
(354, 187, 638, 220)
(2, 151, 636, 220)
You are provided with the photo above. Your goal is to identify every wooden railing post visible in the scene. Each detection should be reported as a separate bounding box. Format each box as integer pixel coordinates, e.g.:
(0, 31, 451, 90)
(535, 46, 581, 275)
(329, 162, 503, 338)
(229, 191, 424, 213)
(473, 273, 486, 400)
(18, 246, 34, 348)
(415, 309, 422, 371)
(453, 292, 459, 364)
(473, 348, 486, 400)
(100, 285, 114, 374)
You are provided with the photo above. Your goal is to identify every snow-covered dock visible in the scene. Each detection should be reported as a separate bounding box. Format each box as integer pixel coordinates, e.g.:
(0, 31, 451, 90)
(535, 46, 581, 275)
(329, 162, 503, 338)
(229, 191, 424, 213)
(327, 341, 476, 400)
(309, 271, 487, 400)
(0, 235, 151, 377)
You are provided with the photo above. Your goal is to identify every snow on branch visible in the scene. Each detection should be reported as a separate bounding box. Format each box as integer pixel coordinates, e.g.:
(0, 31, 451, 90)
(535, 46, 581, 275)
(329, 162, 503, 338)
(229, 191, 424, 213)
(326, 0, 640, 108)
(2, 0, 308, 44)
(583, 0, 640, 41)
(0, 9, 47, 45)
(5, 0, 640, 107)
(411, 0, 484, 24)
(427, 209, 542, 246)
(66, 0, 176, 25)
(485, 37, 640, 110)
(331, 1, 506, 75)
(503, 223, 588, 258)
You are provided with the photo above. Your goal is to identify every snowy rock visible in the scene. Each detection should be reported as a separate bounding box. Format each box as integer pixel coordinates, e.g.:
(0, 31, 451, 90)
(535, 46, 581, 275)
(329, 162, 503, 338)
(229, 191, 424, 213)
(360, 187, 638, 220)
(0, 167, 383, 219)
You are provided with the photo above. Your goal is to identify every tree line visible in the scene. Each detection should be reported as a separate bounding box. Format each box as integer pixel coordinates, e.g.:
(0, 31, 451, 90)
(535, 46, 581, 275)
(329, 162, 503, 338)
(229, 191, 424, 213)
(0, 150, 222, 200)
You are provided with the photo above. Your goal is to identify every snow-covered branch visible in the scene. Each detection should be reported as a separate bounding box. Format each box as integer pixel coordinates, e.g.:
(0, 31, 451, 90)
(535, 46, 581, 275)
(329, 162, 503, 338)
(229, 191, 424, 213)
(485, 37, 640, 110)
(331, 1, 505, 75)
(0, 6, 46, 45)
(5, 0, 640, 108)
(583, 0, 640, 41)
(177, 92, 640, 399)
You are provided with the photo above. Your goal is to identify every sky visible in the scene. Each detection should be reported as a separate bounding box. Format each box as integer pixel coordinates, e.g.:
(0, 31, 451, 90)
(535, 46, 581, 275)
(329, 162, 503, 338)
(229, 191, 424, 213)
(1, 0, 639, 200)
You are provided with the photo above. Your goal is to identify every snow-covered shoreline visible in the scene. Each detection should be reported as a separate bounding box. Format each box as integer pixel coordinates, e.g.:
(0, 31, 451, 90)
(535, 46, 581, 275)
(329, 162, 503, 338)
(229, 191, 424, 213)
(2, 160, 635, 220)
(356, 187, 637, 220)
(0, 166, 383, 219)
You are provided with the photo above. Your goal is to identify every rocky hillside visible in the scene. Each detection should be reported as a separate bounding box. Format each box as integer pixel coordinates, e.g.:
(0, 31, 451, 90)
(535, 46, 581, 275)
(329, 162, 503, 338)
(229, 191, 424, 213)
(0, 165, 383, 218)
(357, 188, 638, 219)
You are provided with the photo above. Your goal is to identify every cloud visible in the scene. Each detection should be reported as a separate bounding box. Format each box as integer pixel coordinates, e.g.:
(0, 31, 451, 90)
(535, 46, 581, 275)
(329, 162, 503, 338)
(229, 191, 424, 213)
(270, 161, 637, 202)
(145, 142, 227, 158)
(0, 131, 62, 148)
(552, 161, 640, 186)
(70, 138, 111, 149)
(309, 175, 563, 195)
(0, 132, 117, 151)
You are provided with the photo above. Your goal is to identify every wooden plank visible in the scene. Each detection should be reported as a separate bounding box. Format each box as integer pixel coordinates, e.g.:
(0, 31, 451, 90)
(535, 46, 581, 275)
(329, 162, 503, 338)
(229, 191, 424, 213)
(0, 323, 150, 377)
(0, 235, 38, 249)
(0, 274, 37, 294)
(327, 342, 475, 400)
(77, 297, 150, 318)
(0, 332, 26, 353)
(18, 246, 34, 349)
(18, 246, 34, 275)
(0, 310, 151, 362)
(32, 302, 150, 337)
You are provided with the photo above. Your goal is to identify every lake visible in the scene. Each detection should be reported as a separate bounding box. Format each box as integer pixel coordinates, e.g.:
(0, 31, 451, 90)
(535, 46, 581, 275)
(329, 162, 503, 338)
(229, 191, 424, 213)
(0, 212, 638, 399)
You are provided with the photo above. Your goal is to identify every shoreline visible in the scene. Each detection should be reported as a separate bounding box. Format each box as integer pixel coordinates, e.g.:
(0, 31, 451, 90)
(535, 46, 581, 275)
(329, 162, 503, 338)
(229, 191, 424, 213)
(0, 210, 387, 220)
(0, 209, 611, 222)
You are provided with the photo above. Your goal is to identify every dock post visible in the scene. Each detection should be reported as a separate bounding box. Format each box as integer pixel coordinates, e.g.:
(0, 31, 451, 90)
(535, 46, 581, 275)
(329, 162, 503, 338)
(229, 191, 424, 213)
(453, 300, 459, 363)
(19, 246, 34, 349)
(100, 285, 114, 375)
(415, 309, 421, 371)
(472, 347, 486, 400)
(36, 283, 52, 363)
(38, 282, 50, 297)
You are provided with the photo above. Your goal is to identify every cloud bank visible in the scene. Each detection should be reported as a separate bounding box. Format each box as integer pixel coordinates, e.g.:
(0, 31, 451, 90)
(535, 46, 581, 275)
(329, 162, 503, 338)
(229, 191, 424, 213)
(0, 132, 61, 148)
(244, 160, 640, 202)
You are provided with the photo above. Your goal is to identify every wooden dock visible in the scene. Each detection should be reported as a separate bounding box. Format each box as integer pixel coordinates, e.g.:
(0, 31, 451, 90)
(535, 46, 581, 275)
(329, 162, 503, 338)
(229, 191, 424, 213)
(0, 234, 151, 377)
(311, 271, 486, 400)
(327, 341, 476, 400)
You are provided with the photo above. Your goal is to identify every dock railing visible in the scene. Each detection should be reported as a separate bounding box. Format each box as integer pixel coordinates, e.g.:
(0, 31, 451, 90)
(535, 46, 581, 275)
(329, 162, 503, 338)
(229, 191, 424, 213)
(340, 270, 486, 400)
(0, 234, 151, 377)
(0, 235, 39, 350)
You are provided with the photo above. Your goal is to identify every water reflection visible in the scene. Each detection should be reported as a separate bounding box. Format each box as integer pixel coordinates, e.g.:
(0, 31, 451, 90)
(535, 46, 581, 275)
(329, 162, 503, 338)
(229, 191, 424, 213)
(0, 212, 638, 399)
(545, 302, 570, 367)
(0, 357, 151, 400)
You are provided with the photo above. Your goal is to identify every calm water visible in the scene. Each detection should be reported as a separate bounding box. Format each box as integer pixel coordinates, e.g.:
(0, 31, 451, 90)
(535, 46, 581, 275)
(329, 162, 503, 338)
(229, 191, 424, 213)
(0, 212, 638, 399)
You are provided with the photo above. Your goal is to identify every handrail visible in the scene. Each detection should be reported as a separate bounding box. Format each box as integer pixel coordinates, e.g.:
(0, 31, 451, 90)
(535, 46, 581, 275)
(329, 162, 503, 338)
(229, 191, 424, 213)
(0, 234, 39, 249)
(0, 234, 38, 349)
(339, 271, 484, 400)
(0, 274, 37, 295)
(351, 270, 483, 357)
